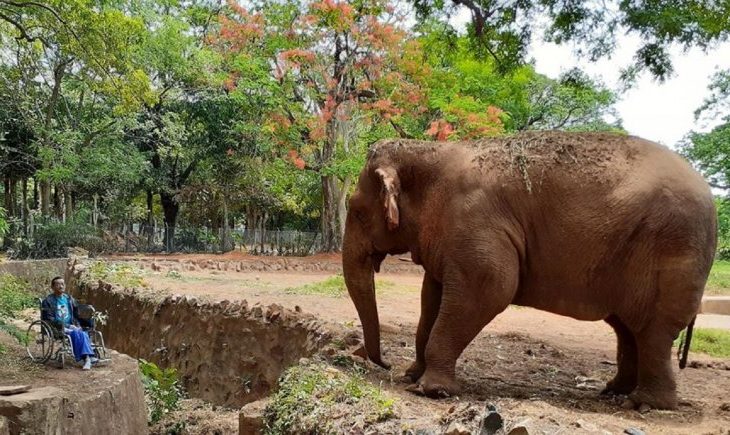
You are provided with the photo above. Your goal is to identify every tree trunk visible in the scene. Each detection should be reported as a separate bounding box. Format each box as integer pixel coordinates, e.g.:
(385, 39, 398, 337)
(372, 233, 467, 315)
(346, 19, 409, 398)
(3, 178, 11, 217)
(320, 174, 341, 252)
(32, 178, 38, 210)
(160, 191, 179, 252)
(92, 194, 99, 228)
(40, 181, 51, 216)
(53, 185, 62, 220)
(146, 190, 154, 246)
(221, 193, 230, 252)
(64, 188, 73, 222)
(21, 178, 29, 236)
(319, 118, 343, 252)
(9, 179, 18, 218)
(336, 176, 351, 243)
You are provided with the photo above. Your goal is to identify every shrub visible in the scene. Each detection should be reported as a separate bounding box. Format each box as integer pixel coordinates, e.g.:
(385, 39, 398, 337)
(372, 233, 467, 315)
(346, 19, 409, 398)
(0, 274, 34, 319)
(7, 219, 105, 259)
(139, 359, 184, 424)
(263, 362, 396, 434)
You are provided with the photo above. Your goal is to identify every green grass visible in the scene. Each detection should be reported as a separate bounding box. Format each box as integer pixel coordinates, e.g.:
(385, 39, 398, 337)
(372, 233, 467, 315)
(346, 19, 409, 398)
(263, 362, 396, 434)
(706, 261, 730, 295)
(675, 328, 730, 358)
(284, 274, 394, 297)
(87, 261, 148, 288)
(0, 274, 35, 318)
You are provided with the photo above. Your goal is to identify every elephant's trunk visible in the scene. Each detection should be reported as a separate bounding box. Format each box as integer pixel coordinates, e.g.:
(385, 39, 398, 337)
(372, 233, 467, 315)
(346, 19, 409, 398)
(342, 219, 389, 369)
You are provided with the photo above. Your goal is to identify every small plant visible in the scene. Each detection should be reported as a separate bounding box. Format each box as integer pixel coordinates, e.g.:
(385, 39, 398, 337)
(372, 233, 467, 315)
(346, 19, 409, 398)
(139, 358, 184, 424)
(87, 261, 147, 288)
(92, 310, 109, 326)
(284, 275, 394, 297)
(263, 362, 396, 434)
(0, 274, 35, 319)
(165, 270, 182, 280)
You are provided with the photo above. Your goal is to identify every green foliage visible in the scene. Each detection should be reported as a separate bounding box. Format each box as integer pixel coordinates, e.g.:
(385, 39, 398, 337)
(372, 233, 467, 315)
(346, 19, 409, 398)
(285, 275, 394, 297)
(87, 261, 148, 289)
(263, 362, 396, 434)
(706, 261, 730, 295)
(139, 358, 184, 424)
(675, 328, 730, 358)
(0, 274, 35, 347)
(0, 274, 34, 319)
(412, 0, 730, 81)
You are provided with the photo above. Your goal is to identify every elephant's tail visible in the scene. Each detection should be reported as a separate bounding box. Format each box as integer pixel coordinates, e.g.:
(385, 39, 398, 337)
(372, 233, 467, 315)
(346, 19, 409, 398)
(678, 316, 696, 369)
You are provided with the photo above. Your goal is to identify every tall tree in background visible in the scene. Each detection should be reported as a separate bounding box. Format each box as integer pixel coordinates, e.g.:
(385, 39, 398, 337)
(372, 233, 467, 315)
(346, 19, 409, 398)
(411, 0, 730, 81)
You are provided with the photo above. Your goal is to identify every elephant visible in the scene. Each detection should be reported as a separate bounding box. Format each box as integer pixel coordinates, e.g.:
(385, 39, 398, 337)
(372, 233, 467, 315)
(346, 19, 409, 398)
(342, 131, 717, 410)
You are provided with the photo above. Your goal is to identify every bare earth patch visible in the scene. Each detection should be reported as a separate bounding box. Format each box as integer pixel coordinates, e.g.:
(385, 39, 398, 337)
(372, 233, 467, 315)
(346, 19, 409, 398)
(108, 255, 730, 434)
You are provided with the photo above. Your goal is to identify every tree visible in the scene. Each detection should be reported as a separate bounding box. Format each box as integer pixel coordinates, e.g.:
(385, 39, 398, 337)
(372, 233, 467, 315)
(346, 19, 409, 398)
(215, 0, 431, 251)
(419, 26, 621, 137)
(681, 70, 730, 190)
(411, 0, 730, 81)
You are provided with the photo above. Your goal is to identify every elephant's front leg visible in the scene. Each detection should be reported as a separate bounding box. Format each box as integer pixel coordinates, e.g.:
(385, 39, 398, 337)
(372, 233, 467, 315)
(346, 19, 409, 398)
(403, 273, 442, 383)
(407, 244, 518, 398)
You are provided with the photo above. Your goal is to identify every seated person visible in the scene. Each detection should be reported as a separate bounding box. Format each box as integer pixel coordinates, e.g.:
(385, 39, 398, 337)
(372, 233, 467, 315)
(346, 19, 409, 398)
(41, 276, 97, 370)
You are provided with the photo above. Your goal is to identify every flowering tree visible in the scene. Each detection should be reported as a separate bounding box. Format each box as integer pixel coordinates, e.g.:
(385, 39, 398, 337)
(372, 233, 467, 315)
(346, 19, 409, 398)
(214, 0, 430, 252)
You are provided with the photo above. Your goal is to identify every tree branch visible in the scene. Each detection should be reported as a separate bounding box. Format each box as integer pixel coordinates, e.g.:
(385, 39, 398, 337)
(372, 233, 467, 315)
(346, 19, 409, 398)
(0, 10, 49, 47)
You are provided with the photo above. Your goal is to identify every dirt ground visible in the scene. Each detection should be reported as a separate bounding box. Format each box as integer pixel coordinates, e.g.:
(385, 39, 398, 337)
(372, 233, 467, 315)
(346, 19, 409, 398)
(112, 255, 730, 434)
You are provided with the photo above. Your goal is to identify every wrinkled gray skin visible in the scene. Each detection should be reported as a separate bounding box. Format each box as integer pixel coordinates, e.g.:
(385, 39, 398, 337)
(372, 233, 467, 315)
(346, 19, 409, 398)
(343, 131, 717, 410)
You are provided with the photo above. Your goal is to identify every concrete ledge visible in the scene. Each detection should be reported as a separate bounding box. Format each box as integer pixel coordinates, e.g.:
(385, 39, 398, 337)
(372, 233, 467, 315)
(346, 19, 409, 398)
(0, 352, 146, 435)
(701, 296, 730, 316)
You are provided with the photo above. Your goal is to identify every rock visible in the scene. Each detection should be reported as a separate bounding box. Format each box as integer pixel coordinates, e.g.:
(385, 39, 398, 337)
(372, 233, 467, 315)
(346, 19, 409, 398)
(0, 385, 30, 396)
(445, 422, 471, 435)
(479, 403, 504, 435)
(575, 419, 599, 432)
(508, 418, 533, 435)
(239, 399, 269, 435)
(624, 428, 645, 435)
(344, 331, 361, 346)
(719, 402, 730, 412)
(508, 426, 529, 435)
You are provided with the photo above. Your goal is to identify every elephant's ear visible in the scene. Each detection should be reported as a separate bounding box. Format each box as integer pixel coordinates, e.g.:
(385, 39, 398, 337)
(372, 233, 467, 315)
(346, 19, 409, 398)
(375, 167, 399, 231)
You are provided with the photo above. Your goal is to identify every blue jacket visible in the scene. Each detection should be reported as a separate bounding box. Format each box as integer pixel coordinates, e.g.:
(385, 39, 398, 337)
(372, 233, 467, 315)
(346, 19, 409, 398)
(41, 293, 79, 330)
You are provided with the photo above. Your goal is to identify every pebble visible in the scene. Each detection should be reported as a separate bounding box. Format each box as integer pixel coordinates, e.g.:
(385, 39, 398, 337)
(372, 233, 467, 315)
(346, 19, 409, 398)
(624, 428, 645, 435)
(479, 403, 504, 435)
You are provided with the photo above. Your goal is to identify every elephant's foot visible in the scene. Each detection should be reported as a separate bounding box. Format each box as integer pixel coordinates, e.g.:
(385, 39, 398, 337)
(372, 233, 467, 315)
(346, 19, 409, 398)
(600, 375, 637, 396)
(623, 387, 678, 411)
(405, 370, 461, 398)
(400, 360, 425, 384)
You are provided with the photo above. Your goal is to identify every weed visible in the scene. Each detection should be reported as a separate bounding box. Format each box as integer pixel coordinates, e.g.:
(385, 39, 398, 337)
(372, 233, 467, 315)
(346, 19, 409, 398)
(139, 358, 185, 424)
(284, 274, 394, 297)
(87, 261, 147, 288)
(165, 270, 182, 280)
(263, 362, 396, 434)
(675, 328, 730, 358)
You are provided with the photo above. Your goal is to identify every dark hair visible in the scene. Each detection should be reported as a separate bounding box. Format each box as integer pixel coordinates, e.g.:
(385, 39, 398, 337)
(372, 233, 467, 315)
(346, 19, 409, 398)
(51, 276, 64, 286)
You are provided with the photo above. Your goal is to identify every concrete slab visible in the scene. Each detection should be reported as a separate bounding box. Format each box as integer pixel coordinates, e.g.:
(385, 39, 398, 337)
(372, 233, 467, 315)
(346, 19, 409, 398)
(701, 296, 730, 316)
(695, 314, 730, 330)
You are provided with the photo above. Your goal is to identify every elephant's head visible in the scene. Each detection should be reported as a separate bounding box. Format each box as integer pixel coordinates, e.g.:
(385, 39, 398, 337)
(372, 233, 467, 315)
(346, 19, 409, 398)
(343, 152, 411, 369)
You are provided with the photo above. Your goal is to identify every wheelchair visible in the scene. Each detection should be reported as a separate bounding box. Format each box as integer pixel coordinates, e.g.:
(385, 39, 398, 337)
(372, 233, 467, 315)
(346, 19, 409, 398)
(25, 298, 110, 368)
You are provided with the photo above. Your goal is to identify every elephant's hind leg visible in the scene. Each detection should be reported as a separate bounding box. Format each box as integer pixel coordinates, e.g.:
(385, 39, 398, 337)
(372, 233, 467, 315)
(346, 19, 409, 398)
(403, 273, 442, 383)
(602, 314, 638, 395)
(628, 321, 679, 410)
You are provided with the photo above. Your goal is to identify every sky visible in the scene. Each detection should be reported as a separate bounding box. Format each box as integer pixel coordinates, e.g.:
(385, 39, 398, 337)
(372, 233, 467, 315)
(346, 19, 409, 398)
(447, 11, 730, 150)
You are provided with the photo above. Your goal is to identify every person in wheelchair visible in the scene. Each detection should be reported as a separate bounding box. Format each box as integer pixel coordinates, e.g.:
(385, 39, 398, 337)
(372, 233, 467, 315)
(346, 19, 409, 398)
(41, 276, 98, 370)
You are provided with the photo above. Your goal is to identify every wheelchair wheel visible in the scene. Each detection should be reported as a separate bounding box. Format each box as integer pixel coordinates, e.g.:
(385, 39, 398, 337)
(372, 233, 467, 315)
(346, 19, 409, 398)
(25, 320, 54, 363)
